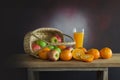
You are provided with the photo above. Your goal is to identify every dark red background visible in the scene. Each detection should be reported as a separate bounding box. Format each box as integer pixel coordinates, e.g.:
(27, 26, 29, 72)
(3, 0, 120, 80)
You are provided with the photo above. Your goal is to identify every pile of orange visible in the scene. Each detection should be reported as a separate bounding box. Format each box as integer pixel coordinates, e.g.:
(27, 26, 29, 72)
(72, 47, 112, 62)
(37, 44, 113, 62)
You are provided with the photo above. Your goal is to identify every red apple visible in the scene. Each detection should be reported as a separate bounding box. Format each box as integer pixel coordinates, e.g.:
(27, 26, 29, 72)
(55, 34, 62, 42)
(48, 50, 60, 61)
(32, 43, 41, 52)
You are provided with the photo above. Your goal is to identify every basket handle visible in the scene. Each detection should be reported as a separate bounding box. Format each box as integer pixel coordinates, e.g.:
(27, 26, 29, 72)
(62, 33, 74, 41)
(31, 33, 75, 46)
(31, 33, 50, 44)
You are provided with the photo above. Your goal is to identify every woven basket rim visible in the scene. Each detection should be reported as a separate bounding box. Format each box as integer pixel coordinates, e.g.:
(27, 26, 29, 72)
(24, 27, 75, 58)
(32, 27, 63, 33)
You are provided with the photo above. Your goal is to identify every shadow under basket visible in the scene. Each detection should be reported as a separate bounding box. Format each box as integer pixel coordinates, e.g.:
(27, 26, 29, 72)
(24, 27, 75, 58)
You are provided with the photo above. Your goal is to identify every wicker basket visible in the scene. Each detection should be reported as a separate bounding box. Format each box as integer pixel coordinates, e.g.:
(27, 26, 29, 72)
(24, 27, 75, 58)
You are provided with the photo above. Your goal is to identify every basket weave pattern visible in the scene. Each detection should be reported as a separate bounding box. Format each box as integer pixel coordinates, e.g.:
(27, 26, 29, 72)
(24, 28, 75, 57)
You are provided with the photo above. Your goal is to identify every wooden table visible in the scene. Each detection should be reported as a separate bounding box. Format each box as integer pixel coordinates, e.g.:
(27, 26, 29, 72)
(10, 53, 120, 80)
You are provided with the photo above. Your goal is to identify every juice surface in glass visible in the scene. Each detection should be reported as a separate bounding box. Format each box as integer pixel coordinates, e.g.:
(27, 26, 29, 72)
(74, 32, 84, 48)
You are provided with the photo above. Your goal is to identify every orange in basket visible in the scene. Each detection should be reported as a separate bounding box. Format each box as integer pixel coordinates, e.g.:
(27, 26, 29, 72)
(38, 47, 51, 60)
(57, 45, 67, 50)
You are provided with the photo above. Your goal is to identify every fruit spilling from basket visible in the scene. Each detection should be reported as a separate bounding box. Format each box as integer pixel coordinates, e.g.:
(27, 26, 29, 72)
(31, 34, 113, 62)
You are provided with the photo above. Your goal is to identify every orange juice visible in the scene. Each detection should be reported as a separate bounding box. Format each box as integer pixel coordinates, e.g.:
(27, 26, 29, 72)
(74, 32, 84, 48)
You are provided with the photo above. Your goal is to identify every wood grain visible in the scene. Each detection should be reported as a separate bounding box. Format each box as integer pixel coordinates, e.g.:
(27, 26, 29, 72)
(10, 53, 120, 68)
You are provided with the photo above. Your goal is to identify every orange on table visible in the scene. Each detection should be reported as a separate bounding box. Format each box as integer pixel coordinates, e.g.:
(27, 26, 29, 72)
(58, 45, 66, 50)
(72, 48, 85, 60)
(81, 54, 94, 62)
(38, 47, 51, 60)
(86, 48, 100, 60)
(78, 47, 87, 53)
(100, 47, 112, 59)
(60, 49, 72, 61)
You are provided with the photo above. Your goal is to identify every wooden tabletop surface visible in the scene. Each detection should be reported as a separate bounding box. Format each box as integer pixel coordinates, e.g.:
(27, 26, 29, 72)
(9, 53, 120, 68)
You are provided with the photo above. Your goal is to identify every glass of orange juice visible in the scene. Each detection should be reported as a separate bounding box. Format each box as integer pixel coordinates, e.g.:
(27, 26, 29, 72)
(73, 28, 84, 48)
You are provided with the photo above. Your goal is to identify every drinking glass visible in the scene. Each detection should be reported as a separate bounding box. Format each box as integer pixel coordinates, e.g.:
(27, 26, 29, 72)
(73, 28, 84, 48)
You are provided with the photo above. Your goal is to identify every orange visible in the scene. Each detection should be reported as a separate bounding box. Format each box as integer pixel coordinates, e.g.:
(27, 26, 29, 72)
(38, 47, 51, 60)
(86, 48, 100, 60)
(60, 50, 72, 61)
(100, 47, 112, 59)
(58, 45, 66, 50)
(42, 47, 51, 51)
(81, 54, 94, 62)
(72, 48, 85, 60)
(78, 47, 87, 53)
